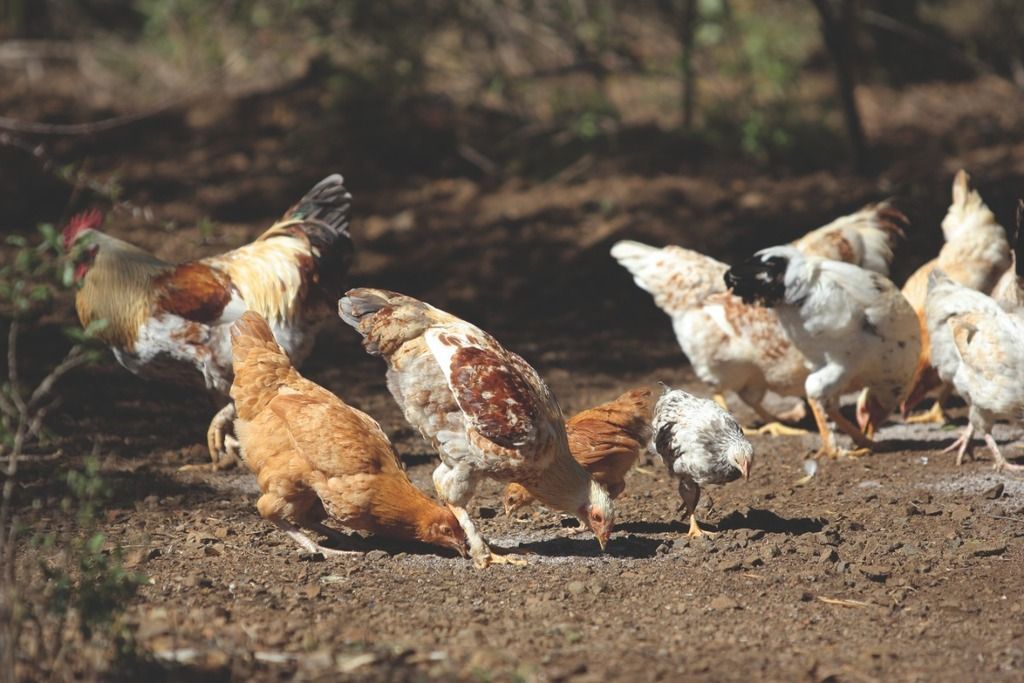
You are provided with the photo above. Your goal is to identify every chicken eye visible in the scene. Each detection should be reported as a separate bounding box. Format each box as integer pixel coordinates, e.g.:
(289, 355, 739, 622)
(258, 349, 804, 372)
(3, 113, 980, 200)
(592, 512, 604, 524)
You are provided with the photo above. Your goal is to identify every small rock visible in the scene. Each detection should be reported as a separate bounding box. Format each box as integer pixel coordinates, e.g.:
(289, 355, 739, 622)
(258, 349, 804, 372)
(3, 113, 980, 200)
(858, 564, 890, 582)
(905, 503, 922, 516)
(567, 581, 586, 596)
(983, 483, 1005, 500)
(656, 542, 672, 556)
(744, 554, 764, 568)
(964, 541, 1007, 558)
(718, 558, 744, 572)
(709, 595, 740, 610)
(203, 544, 221, 557)
(819, 548, 838, 563)
(477, 506, 498, 519)
(365, 550, 389, 562)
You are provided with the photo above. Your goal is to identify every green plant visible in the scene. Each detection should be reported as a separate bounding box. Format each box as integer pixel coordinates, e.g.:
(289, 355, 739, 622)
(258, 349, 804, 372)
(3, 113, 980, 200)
(1, 224, 142, 681)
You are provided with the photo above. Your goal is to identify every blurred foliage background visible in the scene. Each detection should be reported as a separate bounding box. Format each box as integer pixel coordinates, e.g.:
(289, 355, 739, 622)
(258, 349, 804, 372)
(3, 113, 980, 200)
(3, 0, 1024, 179)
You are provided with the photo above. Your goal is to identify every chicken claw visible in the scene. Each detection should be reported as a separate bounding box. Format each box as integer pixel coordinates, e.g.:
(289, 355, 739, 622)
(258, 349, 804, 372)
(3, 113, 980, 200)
(273, 519, 361, 557)
(687, 515, 717, 538)
(477, 550, 529, 568)
(747, 422, 811, 437)
(985, 434, 1024, 473)
(943, 424, 975, 466)
(206, 403, 241, 469)
(904, 402, 947, 425)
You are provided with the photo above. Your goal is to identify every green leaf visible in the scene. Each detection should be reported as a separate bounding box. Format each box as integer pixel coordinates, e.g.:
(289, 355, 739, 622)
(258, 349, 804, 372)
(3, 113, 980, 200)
(87, 533, 106, 554)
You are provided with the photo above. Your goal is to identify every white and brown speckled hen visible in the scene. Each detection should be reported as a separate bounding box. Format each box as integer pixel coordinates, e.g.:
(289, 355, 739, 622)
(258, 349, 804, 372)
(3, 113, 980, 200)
(611, 203, 906, 435)
(338, 288, 613, 567)
(651, 385, 753, 538)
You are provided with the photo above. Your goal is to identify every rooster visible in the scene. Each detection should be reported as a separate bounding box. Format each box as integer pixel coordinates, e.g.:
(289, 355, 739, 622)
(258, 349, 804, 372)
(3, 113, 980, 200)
(725, 248, 921, 458)
(503, 387, 652, 518)
(338, 288, 613, 568)
(229, 311, 469, 557)
(63, 175, 353, 468)
(611, 202, 906, 435)
(900, 170, 1010, 423)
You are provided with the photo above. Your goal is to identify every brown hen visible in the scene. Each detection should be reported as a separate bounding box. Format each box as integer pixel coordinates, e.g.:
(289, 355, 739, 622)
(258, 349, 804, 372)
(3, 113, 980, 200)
(503, 387, 653, 517)
(229, 311, 468, 558)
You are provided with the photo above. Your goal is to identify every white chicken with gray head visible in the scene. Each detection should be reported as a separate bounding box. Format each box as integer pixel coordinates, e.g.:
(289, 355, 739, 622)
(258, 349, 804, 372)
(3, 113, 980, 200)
(651, 385, 753, 538)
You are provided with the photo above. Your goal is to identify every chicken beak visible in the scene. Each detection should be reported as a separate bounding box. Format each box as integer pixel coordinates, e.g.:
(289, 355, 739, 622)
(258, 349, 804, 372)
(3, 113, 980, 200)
(739, 459, 750, 481)
(596, 533, 608, 553)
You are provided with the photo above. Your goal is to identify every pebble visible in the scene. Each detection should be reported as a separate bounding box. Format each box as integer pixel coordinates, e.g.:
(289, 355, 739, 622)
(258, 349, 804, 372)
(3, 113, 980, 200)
(709, 595, 740, 610)
(983, 483, 1004, 500)
(365, 550, 390, 562)
(963, 541, 1007, 558)
(858, 564, 891, 582)
(567, 581, 586, 596)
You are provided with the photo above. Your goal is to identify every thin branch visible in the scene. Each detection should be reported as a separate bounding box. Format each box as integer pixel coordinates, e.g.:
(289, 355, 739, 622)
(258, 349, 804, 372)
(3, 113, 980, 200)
(27, 347, 89, 412)
(6, 323, 26, 419)
(0, 101, 183, 136)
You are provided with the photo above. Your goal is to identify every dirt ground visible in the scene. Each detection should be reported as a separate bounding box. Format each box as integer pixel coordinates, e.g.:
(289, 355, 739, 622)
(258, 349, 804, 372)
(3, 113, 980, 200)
(6, 66, 1024, 682)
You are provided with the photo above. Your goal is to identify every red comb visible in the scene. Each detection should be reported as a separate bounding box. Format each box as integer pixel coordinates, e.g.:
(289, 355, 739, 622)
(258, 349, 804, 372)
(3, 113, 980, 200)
(62, 209, 104, 249)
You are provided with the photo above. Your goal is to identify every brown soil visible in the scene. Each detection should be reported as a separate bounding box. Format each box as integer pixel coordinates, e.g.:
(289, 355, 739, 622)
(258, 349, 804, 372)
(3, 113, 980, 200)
(6, 68, 1024, 682)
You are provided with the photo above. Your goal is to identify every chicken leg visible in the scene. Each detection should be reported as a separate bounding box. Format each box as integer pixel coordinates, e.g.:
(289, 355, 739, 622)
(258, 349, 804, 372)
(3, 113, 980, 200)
(447, 504, 527, 567)
(984, 434, 1024, 472)
(434, 463, 526, 567)
(742, 395, 810, 437)
(678, 479, 715, 538)
(206, 403, 241, 469)
(808, 398, 872, 458)
(905, 385, 952, 425)
(943, 423, 975, 466)
(271, 518, 361, 557)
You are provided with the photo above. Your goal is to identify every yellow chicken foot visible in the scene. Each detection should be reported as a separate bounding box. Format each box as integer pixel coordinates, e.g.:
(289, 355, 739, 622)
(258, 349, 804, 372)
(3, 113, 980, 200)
(713, 394, 730, 411)
(750, 422, 812, 437)
(905, 401, 947, 425)
(687, 514, 717, 538)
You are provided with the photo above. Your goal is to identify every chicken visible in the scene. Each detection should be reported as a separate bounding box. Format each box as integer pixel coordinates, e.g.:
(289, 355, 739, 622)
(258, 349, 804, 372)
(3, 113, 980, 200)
(790, 201, 907, 276)
(610, 202, 905, 435)
(229, 311, 469, 557)
(62, 175, 353, 468)
(502, 387, 653, 517)
(338, 288, 613, 567)
(990, 200, 1024, 308)
(611, 241, 808, 433)
(946, 307, 1024, 472)
(901, 170, 1010, 423)
(725, 247, 921, 458)
(651, 385, 753, 538)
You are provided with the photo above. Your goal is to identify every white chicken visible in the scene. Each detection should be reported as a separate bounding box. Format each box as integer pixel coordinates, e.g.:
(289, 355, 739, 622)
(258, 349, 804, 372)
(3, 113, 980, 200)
(338, 288, 614, 567)
(947, 307, 1024, 472)
(725, 247, 921, 458)
(611, 202, 906, 434)
(991, 201, 1024, 308)
(651, 385, 753, 538)
(901, 170, 1011, 423)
